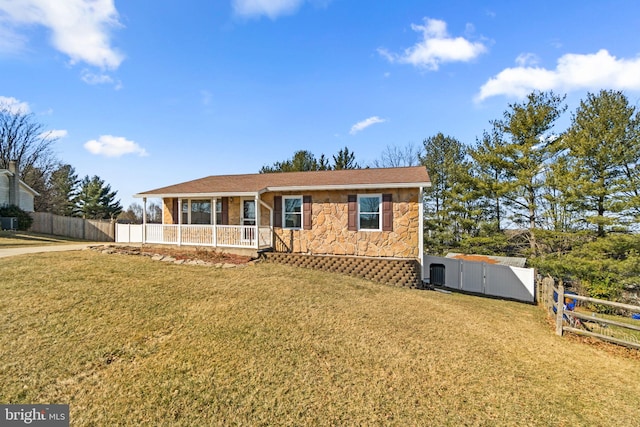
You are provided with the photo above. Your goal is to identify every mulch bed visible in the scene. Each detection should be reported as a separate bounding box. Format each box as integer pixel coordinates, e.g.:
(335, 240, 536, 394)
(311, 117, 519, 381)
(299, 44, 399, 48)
(90, 245, 253, 265)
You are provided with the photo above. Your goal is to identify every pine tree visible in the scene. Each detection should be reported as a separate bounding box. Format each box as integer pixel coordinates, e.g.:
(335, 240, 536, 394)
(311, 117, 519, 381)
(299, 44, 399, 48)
(562, 90, 640, 235)
(332, 146, 359, 170)
(76, 175, 122, 219)
(420, 133, 477, 252)
(260, 150, 319, 173)
(473, 91, 567, 251)
(48, 164, 79, 216)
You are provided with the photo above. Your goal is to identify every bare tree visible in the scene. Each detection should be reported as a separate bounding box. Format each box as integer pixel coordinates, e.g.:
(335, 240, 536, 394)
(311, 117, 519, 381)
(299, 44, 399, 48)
(0, 103, 60, 209)
(0, 104, 59, 176)
(371, 143, 421, 168)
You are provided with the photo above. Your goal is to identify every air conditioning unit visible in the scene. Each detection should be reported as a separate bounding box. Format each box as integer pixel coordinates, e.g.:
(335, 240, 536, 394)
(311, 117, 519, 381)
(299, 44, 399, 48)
(0, 217, 18, 231)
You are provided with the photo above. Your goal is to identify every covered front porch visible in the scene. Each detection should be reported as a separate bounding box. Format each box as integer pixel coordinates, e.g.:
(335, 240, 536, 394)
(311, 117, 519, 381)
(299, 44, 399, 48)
(143, 223, 273, 249)
(138, 194, 273, 250)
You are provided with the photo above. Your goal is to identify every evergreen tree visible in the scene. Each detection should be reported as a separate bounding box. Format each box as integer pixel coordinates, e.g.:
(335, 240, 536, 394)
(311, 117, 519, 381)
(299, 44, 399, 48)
(260, 150, 320, 173)
(332, 146, 359, 170)
(317, 154, 331, 170)
(76, 175, 122, 219)
(473, 91, 567, 251)
(420, 133, 477, 252)
(539, 155, 580, 232)
(48, 164, 79, 216)
(561, 90, 640, 235)
(470, 128, 510, 231)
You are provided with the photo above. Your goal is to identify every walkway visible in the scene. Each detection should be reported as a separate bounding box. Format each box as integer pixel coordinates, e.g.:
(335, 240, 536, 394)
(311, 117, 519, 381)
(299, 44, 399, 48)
(0, 243, 102, 259)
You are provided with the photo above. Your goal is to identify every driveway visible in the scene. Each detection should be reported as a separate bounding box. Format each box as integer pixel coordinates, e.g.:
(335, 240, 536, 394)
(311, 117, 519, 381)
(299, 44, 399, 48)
(0, 243, 102, 259)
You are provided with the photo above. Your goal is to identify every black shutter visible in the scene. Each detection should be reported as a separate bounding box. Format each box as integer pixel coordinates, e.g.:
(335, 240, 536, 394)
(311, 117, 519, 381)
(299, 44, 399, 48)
(348, 195, 357, 231)
(221, 197, 229, 225)
(274, 196, 282, 228)
(172, 198, 178, 224)
(382, 193, 393, 231)
(303, 195, 312, 230)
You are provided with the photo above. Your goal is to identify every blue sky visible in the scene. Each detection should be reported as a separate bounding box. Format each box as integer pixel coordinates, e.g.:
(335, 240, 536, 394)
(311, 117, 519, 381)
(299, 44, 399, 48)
(1, 0, 640, 208)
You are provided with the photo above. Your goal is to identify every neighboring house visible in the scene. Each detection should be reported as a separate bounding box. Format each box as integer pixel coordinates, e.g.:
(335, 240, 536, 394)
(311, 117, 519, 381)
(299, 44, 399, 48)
(134, 166, 431, 286)
(0, 161, 39, 212)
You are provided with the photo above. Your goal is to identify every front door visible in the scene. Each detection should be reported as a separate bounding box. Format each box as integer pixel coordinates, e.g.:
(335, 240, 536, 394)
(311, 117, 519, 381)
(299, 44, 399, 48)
(241, 199, 256, 241)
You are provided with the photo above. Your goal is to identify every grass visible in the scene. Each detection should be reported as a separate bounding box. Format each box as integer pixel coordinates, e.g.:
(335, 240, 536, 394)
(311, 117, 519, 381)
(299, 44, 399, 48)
(1, 251, 639, 426)
(0, 231, 82, 247)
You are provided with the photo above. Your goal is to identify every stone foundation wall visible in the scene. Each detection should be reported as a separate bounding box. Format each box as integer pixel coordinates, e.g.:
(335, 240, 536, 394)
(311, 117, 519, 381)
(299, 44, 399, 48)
(264, 252, 423, 289)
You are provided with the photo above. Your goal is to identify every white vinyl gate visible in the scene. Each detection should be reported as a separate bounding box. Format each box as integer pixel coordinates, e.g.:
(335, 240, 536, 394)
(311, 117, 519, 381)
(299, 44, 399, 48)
(424, 255, 536, 303)
(115, 224, 143, 243)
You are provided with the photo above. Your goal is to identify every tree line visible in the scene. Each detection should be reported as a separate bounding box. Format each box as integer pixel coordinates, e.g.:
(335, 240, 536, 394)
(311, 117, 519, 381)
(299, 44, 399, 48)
(0, 104, 122, 220)
(261, 90, 639, 300)
(263, 89, 639, 253)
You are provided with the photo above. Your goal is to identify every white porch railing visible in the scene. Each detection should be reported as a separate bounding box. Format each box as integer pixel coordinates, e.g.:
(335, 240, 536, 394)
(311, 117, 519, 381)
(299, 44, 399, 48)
(143, 224, 272, 248)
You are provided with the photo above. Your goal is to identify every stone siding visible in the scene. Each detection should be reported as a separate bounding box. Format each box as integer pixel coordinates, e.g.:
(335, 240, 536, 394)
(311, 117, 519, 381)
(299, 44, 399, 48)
(159, 188, 421, 261)
(267, 188, 420, 259)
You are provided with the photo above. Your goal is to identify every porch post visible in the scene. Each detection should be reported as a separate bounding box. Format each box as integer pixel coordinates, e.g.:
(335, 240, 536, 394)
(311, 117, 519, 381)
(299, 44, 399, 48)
(255, 194, 260, 249)
(177, 198, 182, 246)
(212, 197, 217, 247)
(418, 187, 424, 284)
(142, 197, 147, 244)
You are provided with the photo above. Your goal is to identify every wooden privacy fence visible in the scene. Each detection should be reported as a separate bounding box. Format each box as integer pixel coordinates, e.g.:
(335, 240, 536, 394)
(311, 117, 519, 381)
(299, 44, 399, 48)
(29, 212, 115, 242)
(539, 277, 640, 350)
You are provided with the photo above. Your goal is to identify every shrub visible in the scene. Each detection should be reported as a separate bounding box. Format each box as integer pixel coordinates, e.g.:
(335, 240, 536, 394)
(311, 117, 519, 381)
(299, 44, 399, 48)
(0, 205, 33, 231)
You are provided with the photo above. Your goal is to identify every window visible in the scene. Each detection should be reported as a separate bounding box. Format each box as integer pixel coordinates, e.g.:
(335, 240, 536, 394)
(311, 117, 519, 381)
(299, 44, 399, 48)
(181, 200, 188, 224)
(180, 199, 212, 224)
(191, 200, 211, 224)
(283, 196, 302, 229)
(358, 194, 381, 230)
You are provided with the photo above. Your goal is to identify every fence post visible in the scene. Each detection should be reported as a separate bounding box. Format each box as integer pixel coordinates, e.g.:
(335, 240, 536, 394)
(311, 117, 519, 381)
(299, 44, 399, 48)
(555, 282, 565, 336)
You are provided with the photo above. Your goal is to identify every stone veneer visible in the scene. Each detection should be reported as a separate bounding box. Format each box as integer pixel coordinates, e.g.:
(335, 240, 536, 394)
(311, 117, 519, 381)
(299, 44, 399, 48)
(161, 188, 421, 260)
(267, 188, 420, 259)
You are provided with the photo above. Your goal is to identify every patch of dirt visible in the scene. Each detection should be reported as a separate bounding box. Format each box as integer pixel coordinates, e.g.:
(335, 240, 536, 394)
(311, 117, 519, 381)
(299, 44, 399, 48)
(92, 245, 252, 265)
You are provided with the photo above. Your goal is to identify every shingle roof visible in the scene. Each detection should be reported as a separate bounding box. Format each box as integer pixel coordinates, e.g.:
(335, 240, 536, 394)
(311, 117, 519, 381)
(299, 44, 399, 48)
(135, 166, 431, 197)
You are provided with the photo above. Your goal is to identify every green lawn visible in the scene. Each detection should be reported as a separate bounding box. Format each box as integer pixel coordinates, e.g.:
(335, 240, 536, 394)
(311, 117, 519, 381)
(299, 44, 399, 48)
(1, 251, 639, 426)
(0, 231, 82, 247)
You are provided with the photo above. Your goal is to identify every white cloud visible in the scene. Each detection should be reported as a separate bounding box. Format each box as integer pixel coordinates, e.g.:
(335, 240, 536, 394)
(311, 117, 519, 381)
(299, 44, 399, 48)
(477, 49, 640, 101)
(232, 0, 304, 19)
(515, 53, 539, 67)
(350, 116, 386, 135)
(39, 129, 68, 140)
(80, 69, 122, 89)
(378, 17, 487, 70)
(84, 135, 148, 158)
(0, 0, 124, 69)
(0, 96, 30, 114)
(0, 25, 27, 53)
